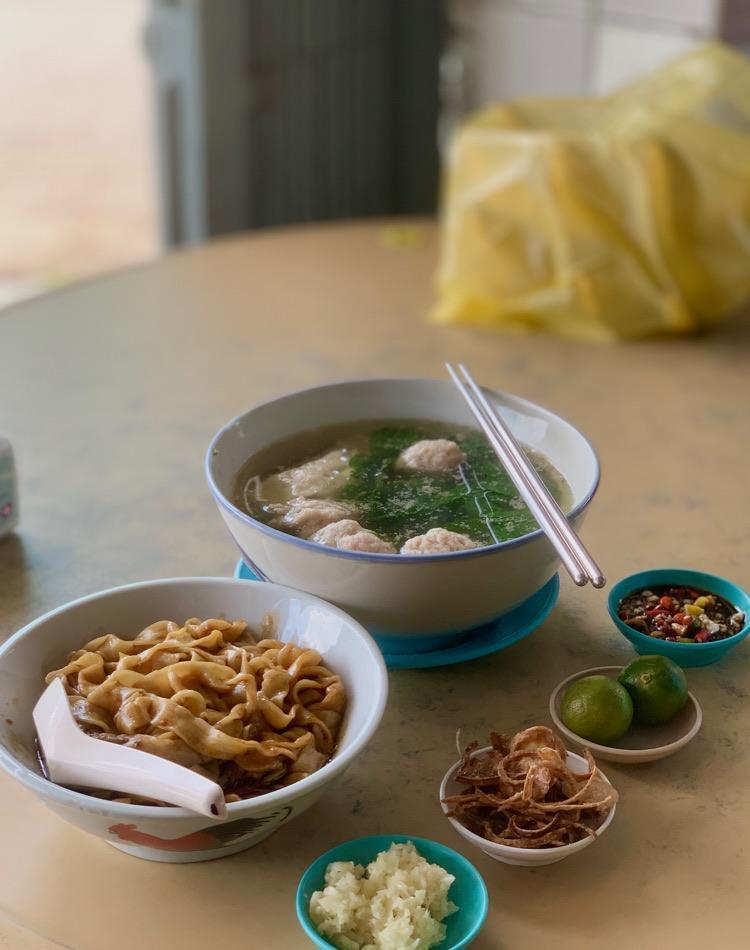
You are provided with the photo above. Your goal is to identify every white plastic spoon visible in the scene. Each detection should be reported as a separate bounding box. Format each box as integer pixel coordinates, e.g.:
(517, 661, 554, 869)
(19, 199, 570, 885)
(33, 678, 227, 819)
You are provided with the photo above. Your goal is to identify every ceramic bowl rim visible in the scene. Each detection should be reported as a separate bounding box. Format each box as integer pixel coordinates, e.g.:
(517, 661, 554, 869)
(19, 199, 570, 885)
(0, 576, 388, 821)
(439, 746, 617, 858)
(549, 665, 703, 758)
(205, 376, 601, 564)
(608, 568, 750, 652)
(295, 833, 489, 950)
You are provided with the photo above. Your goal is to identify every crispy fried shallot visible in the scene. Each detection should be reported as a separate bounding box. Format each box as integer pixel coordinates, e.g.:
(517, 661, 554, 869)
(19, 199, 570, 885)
(443, 726, 617, 849)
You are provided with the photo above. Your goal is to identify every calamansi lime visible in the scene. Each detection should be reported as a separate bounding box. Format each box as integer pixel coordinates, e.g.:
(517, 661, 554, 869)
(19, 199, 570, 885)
(618, 655, 688, 725)
(560, 675, 633, 745)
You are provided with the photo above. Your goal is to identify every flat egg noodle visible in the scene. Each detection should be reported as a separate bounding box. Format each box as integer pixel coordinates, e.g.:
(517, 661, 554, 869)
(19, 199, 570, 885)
(45, 617, 346, 803)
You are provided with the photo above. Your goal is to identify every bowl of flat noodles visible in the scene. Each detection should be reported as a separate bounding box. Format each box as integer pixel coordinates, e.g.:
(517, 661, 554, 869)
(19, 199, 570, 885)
(0, 577, 388, 862)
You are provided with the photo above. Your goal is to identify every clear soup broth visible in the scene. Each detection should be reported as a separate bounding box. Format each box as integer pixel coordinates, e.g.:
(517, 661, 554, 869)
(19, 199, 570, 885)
(234, 420, 572, 553)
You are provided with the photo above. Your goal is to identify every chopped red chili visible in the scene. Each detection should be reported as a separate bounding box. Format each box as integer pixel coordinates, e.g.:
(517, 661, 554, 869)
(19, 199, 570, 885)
(618, 584, 744, 643)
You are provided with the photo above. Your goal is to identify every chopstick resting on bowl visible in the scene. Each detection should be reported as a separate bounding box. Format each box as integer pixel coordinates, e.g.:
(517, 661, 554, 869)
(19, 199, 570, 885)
(446, 363, 605, 589)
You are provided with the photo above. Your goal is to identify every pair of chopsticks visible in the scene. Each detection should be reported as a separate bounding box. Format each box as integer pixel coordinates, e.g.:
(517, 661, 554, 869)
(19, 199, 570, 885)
(446, 363, 605, 589)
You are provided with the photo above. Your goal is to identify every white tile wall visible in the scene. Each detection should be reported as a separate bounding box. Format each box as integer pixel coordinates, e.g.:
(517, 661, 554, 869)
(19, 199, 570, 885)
(592, 23, 698, 93)
(503, 0, 592, 15)
(470, 6, 593, 98)
(460, 0, 748, 106)
(602, 1, 719, 31)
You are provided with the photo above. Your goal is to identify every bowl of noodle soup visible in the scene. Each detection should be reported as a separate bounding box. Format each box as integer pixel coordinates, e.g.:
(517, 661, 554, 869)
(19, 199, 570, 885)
(0, 577, 387, 862)
(206, 378, 600, 650)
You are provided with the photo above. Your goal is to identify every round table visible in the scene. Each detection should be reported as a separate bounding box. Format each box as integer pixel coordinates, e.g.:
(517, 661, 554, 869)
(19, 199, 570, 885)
(1, 220, 749, 949)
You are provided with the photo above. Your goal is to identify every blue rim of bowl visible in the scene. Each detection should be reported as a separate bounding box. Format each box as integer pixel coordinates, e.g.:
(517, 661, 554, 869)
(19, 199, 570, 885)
(205, 377, 601, 564)
(295, 833, 489, 950)
(607, 567, 750, 651)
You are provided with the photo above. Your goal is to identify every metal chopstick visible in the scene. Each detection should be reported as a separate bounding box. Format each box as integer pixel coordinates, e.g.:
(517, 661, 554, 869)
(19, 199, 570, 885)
(456, 364, 605, 588)
(446, 363, 605, 589)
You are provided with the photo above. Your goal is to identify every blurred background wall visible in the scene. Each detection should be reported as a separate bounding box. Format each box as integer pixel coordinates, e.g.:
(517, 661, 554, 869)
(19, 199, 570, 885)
(0, 0, 157, 304)
(144, 0, 750, 244)
(145, 0, 443, 244)
(1, 0, 749, 304)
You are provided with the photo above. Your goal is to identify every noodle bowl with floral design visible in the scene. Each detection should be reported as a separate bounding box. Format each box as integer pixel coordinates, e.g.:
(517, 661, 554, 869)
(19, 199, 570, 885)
(0, 577, 387, 862)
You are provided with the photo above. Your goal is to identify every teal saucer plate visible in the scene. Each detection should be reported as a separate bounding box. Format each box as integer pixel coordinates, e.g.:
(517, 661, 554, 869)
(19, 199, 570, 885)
(234, 560, 559, 670)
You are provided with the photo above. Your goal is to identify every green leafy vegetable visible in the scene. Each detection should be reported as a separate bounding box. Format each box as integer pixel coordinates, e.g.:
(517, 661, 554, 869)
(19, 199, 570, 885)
(341, 425, 562, 548)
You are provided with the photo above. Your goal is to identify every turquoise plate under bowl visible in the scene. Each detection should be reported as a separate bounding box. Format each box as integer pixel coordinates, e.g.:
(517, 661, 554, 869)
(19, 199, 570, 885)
(608, 568, 750, 668)
(296, 834, 488, 950)
(234, 560, 559, 670)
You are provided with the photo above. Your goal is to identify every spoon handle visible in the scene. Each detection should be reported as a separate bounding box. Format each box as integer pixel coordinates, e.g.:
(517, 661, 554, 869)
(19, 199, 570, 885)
(34, 679, 226, 819)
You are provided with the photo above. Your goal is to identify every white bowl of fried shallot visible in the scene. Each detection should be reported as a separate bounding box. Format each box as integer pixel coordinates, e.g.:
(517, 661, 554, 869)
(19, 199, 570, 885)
(439, 726, 617, 867)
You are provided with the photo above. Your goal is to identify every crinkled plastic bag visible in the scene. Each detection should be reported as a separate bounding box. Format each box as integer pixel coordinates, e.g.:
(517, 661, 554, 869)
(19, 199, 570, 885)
(433, 44, 750, 341)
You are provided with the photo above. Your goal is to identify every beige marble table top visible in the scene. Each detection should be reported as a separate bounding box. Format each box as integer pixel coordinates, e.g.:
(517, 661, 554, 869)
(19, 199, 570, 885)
(1, 220, 749, 950)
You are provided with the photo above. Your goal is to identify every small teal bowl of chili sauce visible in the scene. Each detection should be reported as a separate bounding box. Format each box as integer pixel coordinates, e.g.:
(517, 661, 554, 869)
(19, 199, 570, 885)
(608, 569, 750, 668)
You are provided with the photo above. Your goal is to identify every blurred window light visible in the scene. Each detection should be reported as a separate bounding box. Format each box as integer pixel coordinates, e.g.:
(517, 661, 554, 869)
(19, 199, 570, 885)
(0, 0, 157, 304)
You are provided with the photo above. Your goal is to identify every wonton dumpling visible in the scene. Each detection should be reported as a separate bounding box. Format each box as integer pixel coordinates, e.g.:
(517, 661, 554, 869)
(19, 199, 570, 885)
(401, 527, 477, 554)
(312, 519, 396, 554)
(396, 439, 466, 472)
(259, 449, 351, 504)
(272, 498, 355, 539)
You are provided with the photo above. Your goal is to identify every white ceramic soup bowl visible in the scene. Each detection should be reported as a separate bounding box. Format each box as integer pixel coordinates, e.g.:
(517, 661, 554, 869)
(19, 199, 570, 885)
(0, 577, 388, 863)
(207, 379, 600, 650)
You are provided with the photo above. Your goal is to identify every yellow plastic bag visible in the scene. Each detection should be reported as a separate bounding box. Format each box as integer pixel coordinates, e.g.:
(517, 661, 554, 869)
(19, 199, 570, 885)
(433, 43, 750, 341)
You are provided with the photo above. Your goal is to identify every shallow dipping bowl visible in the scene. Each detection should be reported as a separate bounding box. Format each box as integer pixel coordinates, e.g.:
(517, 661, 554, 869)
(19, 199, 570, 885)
(0, 578, 387, 862)
(550, 666, 702, 763)
(207, 378, 600, 649)
(608, 568, 750, 668)
(296, 834, 488, 950)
